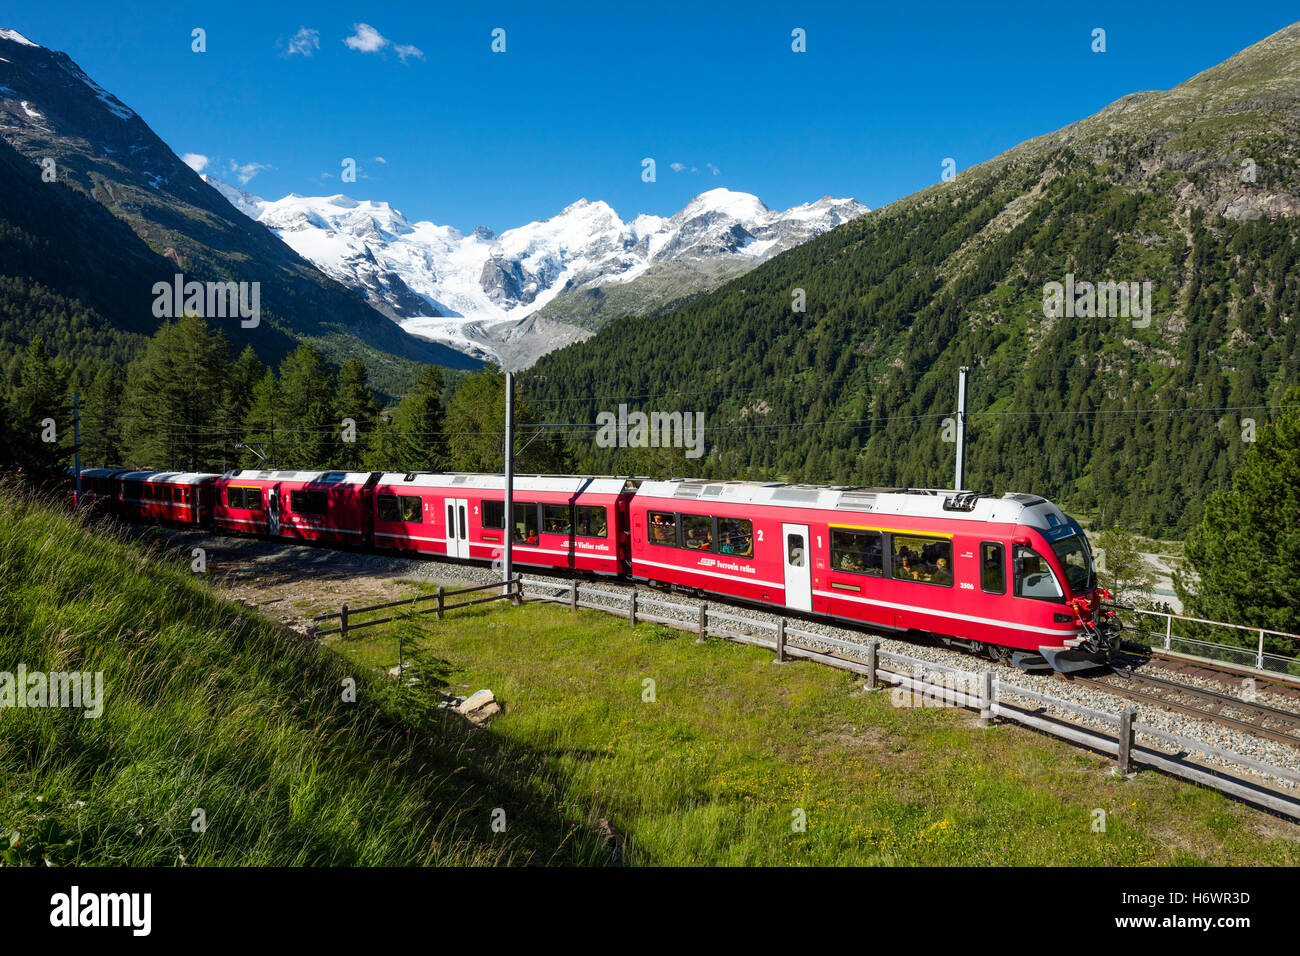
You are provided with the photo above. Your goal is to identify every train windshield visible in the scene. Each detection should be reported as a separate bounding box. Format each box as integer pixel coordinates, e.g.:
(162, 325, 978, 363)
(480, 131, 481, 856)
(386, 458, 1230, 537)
(1049, 530, 1095, 594)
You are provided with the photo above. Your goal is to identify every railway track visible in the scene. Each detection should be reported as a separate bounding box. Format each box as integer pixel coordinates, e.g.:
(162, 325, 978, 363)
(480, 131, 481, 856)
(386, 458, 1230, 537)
(1128, 645, 1300, 697)
(1067, 667, 1300, 750)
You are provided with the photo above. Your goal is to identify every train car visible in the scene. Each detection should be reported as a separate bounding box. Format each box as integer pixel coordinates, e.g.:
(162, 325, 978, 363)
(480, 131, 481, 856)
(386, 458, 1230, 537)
(213, 470, 378, 545)
(66, 467, 132, 512)
(115, 471, 219, 526)
(628, 480, 1116, 671)
(371, 473, 638, 574)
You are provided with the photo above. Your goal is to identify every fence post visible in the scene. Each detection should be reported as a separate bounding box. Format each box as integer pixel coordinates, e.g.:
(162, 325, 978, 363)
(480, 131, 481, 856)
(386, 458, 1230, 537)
(1258, 630, 1266, 670)
(697, 603, 707, 643)
(513, 572, 522, 606)
(628, 590, 638, 626)
(1118, 706, 1136, 775)
(436, 587, 444, 620)
(866, 640, 879, 690)
(979, 670, 995, 727)
(774, 618, 786, 663)
(339, 604, 349, 640)
(1164, 614, 1172, 651)
(570, 579, 578, 612)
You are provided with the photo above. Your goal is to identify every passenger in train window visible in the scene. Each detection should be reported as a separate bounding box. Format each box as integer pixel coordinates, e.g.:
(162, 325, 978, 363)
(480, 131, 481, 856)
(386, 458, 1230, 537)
(930, 558, 953, 586)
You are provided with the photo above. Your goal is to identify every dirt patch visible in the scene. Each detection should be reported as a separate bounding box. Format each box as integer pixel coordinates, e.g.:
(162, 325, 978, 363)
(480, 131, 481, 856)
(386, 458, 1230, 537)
(119, 524, 482, 627)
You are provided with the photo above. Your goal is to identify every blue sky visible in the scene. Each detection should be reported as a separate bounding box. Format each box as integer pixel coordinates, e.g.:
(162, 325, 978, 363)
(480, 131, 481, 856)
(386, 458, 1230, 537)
(7, 1, 1296, 232)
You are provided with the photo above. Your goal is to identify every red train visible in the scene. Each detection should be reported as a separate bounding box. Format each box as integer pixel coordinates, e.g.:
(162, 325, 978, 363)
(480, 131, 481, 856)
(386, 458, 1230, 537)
(68, 468, 1119, 672)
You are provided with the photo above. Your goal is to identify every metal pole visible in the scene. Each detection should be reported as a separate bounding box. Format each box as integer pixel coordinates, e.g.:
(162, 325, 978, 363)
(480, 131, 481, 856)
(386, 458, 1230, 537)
(72, 391, 82, 506)
(954, 366, 969, 491)
(503, 371, 514, 593)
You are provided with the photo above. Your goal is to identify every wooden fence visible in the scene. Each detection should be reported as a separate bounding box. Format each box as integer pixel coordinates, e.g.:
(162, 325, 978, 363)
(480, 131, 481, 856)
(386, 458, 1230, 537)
(312, 575, 522, 637)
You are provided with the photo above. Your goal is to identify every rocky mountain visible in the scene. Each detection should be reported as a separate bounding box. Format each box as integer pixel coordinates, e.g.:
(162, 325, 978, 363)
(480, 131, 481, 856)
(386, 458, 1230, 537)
(203, 178, 867, 368)
(0, 27, 479, 396)
(523, 21, 1300, 539)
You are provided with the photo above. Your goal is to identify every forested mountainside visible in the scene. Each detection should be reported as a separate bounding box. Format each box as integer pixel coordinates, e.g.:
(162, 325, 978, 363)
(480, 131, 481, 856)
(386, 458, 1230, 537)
(524, 23, 1300, 537)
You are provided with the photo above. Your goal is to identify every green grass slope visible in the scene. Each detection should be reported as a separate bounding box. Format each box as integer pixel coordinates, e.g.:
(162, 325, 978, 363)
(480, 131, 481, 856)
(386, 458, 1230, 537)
(0, 487, 610, 865)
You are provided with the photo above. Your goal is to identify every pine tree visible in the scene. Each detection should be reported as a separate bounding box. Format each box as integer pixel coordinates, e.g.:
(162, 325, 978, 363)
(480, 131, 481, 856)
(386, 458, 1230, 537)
(334, 358, 379, 470)
(274, 344, 336, 468)
(239, 370, 280, 469)
(5, 337, 69, 478)
(389, 365, 448, 472)
(121, 314, 230, 471)
(81, 363, 124, 466)
(1177, 389, 1300, 641)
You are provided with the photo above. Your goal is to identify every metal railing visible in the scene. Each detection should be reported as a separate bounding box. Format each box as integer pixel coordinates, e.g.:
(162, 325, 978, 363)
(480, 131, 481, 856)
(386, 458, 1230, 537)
(1117, 605, 1300, 675)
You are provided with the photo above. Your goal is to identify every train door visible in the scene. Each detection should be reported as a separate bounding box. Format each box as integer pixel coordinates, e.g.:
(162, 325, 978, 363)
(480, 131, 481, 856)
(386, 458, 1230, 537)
(445, 497, 469, 558)
(267, 483, 281, 537)
(782, 523, 812, 612)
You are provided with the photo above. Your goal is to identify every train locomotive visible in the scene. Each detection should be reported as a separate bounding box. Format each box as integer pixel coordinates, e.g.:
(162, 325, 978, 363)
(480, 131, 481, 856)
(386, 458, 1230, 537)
(67, 468, 1121, 673)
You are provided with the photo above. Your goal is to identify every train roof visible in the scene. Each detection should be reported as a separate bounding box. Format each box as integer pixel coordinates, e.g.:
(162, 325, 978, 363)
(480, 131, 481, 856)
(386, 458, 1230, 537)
(376, 472, 635, 495)
(634, 479, 1076, 534)
(220, 470, 374, 485)
(68, 467, 131, 478)
(116, 470, 220, 485)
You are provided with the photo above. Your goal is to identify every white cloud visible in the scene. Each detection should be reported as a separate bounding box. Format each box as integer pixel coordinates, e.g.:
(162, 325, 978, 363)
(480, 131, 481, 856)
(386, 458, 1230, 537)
(343, 23, 423, 63)
(286, 27, 320, 57)
(229, 160, 270, 185)
(669, 162, 686, 173)
(181, 153, 209, 173)
(706, 162, 721, 176)
(344, 23, 388, 53)
(373, 156, 387, 164)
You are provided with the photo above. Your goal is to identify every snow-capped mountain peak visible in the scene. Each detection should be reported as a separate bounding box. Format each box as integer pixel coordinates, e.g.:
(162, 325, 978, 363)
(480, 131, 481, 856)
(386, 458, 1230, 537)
(203, 178, 868, 366)
(0, 28, 40, 48)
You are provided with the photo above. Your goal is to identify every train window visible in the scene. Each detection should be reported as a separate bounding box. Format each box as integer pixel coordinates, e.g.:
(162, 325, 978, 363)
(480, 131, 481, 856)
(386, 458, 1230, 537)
(1014, 545, 1063, 600)
(482, 500, 504, 530)
(377, 494, 401, 522)
(402, 496, 422, 523)
(891, 534, 953, 587)
(680, 513, 713, 551)
(290, 490, 328, 515)
(647, 511, 677, 547)
(226, 487, 261, 510)
(831, 528, 884, 576)
(126, 482, 142, 500)
(980, 542, 1006, 594)
(143, 484, 154, 500)
(717, 518, 753, 556)
(542, 504, 572, 535)
(512, 502, 539, 544)
(575, 505, 607, 538)
(787, 534, 805, 567)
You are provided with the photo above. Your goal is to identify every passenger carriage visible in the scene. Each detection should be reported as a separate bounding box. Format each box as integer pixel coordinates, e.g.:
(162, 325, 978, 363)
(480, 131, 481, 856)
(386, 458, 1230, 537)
(213, 470, 376, 545)
(629, 480, 1113, 671)
(66, 467, 132, 512)
(115, 471, 218, 526)
(371, 473, 637, 574)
